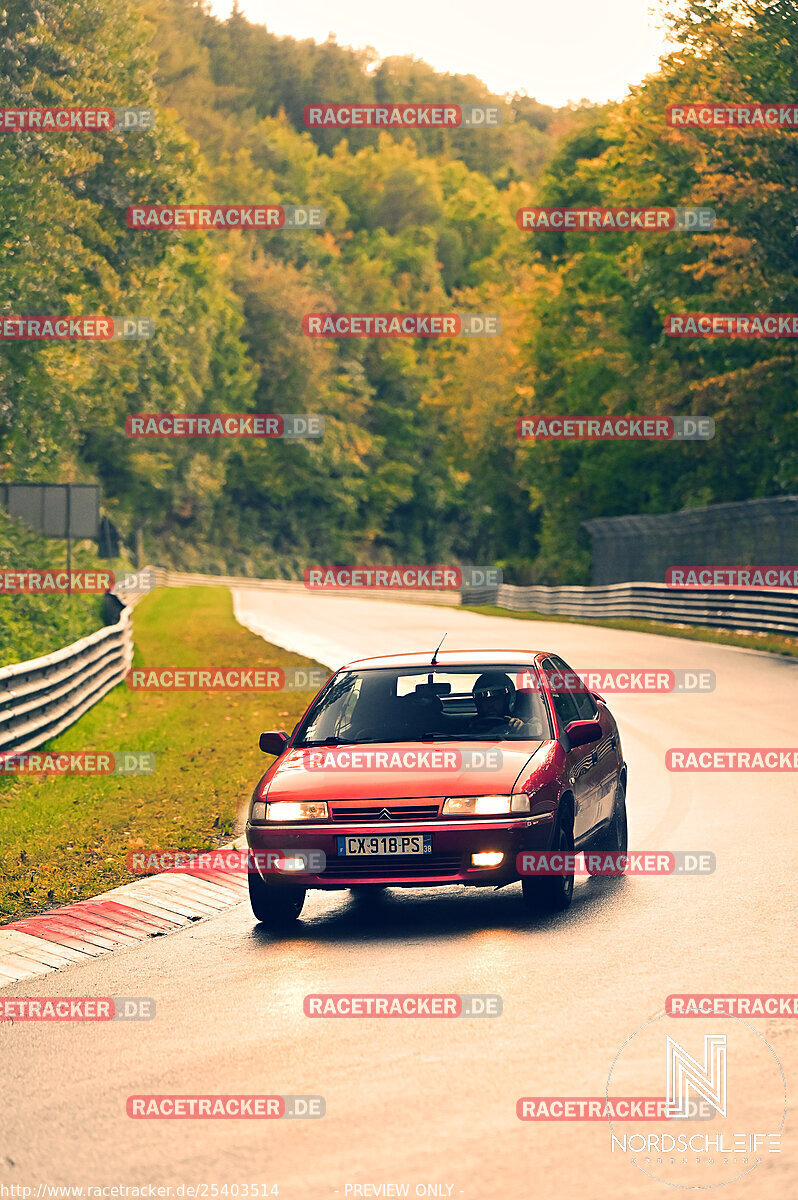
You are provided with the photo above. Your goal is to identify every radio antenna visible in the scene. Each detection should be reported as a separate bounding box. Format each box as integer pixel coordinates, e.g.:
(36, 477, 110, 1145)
(430, 633, 448, 665)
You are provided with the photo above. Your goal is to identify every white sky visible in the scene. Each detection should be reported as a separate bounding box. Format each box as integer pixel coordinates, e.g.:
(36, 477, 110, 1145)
(208, 0, 676, 107)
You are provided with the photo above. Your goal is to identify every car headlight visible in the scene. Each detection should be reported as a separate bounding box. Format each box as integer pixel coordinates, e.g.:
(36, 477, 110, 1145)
(442, 794, 531, 816)
(252, 800, 329, 822)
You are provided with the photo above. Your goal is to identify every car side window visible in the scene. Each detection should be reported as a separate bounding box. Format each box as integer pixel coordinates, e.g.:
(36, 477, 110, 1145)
(550, 655, 598, 722)
(541, 656, 581, 731)
(573, 689, 599, 721)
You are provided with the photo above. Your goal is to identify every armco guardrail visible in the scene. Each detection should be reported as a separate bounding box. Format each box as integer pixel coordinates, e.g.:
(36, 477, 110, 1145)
(0, 608, 134, 758)
(0, 564, 459, 757)
(7, 567, 791, 759)
(460, 581, 798, 636)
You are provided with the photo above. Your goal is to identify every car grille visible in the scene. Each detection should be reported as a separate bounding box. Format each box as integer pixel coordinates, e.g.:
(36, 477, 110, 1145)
(322, 853, 462, 878)
(329, 803, 440, 823)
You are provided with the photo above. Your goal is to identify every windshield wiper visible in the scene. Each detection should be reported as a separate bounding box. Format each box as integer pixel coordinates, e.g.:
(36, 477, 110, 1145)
(295, 736, 350, 748)
(420, 731, 531, 742)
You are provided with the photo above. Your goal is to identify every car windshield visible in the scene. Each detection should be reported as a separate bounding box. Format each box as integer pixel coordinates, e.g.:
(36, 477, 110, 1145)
(293, 665, 550, 745)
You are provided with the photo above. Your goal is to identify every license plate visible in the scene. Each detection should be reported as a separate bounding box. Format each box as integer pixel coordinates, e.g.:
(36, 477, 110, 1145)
(336, 834, 432, 857)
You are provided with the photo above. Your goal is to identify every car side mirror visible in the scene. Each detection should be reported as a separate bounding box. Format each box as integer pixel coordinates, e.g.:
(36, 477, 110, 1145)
(259, 730, 289, 756)
(565, 719, 601, 748)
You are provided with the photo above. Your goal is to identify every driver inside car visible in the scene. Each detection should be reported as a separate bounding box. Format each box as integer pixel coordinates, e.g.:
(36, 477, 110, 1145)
(469, 671, 525, 733)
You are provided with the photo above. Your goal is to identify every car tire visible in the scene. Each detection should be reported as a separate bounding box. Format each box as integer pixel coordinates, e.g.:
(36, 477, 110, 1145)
(248, 870, 306, 927)
(521, 807, 575, 913)
(586, 779, 628, 874)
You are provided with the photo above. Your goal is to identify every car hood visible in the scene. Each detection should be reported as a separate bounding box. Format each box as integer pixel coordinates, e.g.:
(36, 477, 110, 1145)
(262, 741, 544, 801)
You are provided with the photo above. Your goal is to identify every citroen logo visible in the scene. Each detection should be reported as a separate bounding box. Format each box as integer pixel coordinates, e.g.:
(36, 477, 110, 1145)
(378, 808, 393, 820)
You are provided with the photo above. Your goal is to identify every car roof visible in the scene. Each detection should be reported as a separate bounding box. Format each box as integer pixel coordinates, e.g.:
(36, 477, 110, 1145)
(342, 649, 548, 671)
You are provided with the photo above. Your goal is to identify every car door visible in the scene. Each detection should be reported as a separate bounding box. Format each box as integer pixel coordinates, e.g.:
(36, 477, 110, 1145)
(540, 656, 601, 842)
(550, 655, 619, 830)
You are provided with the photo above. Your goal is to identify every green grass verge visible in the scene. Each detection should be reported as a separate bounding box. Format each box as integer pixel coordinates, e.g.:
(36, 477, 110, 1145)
(0, 587, 327, 923)
(463, 605, 798, 658)
(0, 508, 139, 667)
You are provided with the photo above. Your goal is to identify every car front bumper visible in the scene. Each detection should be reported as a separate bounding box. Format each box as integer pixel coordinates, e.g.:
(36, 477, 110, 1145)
(246, 814, 556, 889)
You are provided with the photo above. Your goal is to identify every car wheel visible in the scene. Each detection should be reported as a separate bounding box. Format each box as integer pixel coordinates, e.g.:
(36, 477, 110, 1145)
(248, 870, 306, 927)
(611, 778, 628, 854)
(586, 779, 628, 874)
(521, 808, 575, 913)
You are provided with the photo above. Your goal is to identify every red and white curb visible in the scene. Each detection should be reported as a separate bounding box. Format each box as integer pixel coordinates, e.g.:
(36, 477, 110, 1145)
(0, 839, 249, 987)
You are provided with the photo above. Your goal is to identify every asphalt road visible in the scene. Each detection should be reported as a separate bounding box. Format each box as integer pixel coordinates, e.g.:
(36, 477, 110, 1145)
(2, 593, 796, 1198)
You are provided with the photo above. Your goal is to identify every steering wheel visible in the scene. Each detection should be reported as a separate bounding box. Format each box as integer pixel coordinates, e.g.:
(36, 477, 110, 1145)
(473, 714, 524, 732)
(345, 724, 382, 741)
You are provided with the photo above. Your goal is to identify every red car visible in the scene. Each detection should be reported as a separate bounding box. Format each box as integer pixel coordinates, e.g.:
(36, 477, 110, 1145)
(246, 650, 627, 927)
